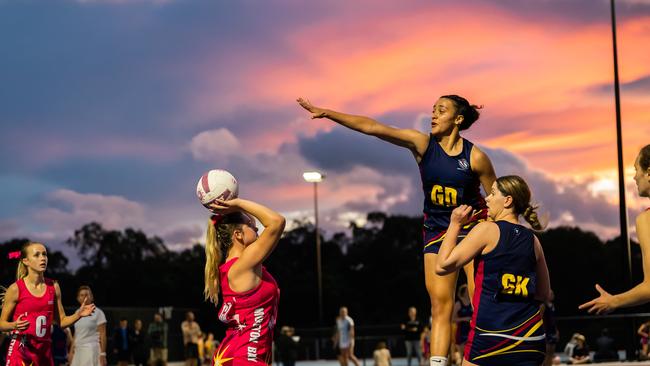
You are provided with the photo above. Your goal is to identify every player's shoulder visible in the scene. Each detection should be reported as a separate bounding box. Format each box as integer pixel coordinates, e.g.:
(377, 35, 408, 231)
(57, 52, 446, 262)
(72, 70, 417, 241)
(637, 210, 650, 226)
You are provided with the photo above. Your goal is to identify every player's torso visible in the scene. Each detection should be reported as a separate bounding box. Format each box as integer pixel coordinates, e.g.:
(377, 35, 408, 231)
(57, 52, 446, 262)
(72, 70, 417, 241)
(215, 259, 279, 365)
(13, 278, 56, 341)
(419, 137, 485, 229)
(466, 222, 544, 365)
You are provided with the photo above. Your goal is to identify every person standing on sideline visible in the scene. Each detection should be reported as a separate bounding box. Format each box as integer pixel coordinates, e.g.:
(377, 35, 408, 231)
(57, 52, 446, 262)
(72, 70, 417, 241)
(148, 313, 168, 366)
(298, 96, 496, 366)
(69, 285, 107, 366)
(400, 307, 422, 366)
(182, 311, 202, 366)
(334, 306, 360, 366)
(132, 319, 148, 366)
(451, 284, 472, 364)
(373, 341, 392, 366)
(113, 318, 133, 366)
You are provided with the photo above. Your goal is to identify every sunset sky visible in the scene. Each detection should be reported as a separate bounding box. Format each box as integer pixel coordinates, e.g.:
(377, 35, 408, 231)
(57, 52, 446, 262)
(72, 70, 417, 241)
(1, 0, 649, 261)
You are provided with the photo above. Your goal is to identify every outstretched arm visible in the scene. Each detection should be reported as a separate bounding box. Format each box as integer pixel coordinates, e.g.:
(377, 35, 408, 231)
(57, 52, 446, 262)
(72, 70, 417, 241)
(297, 98, 429, 160)
(579, 212, 650, 313)
(54, 282, 95, 328)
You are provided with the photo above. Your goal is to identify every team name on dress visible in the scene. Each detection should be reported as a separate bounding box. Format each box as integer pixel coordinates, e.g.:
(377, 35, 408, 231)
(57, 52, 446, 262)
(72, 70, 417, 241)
(247, 307, 265, 362)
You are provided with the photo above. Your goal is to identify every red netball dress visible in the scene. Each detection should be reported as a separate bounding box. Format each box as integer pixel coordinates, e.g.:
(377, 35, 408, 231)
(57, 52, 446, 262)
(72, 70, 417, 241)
(6, 278, 56, 366)
(213, 258, 280, 366)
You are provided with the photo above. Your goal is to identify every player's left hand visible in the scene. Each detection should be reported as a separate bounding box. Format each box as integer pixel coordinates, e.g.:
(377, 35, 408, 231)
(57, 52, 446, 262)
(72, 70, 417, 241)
(578, 284, 616, 315)
(77, 297, 96, 317)
(450, 205, 473, 226)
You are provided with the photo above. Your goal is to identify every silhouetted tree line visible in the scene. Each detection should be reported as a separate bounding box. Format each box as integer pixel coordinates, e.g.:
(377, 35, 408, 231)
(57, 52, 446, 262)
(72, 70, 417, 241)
(1, 213, 646, 332)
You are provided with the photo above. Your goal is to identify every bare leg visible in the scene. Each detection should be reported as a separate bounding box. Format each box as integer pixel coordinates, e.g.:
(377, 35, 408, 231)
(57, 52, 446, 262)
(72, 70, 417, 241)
(425, 253, 458, 359)
(349, 341, 361, 366)
(339, 348, 349, 366)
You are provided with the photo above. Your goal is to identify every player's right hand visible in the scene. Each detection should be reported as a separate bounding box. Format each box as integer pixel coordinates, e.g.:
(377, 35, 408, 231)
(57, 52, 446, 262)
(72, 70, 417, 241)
(450, 205, 473, 226)
(13, 313, 29, 331)
(297, 98, 327, 118)
(208, 198, 241, 214)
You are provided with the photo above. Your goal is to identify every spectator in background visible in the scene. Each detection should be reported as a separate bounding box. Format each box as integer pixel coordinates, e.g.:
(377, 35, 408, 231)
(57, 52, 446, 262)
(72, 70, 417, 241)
(333, 307, 360, 366)
(276, 326, 299, 366)
(543, 292, 559, 366)
(373, 341, 391, 366)
(182, 311, 202, 366)
(52, 324, 72, 366)
(148, 313, 168, 366)
(197, 332, 206, 363)
(593, 328, 617, 363)
(400, 307, 422, 366)
(204, 332, 217, 365)
(569, 334, 590, 365)
(638, 320, 650, 360)
(451, 284, 471, 365)
(132, 319, 148, 366)
(70, 285, 107, 366)
(113, 318, 133, 366)
(420, 325, 430, 366)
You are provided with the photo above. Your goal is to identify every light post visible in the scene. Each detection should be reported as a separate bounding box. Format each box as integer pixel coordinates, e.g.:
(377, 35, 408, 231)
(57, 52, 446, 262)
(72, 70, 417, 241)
(303, 171, 325, 324)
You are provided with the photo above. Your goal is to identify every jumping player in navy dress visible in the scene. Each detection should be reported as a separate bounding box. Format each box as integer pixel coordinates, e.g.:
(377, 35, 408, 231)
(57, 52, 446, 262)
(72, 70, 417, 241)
(297, 96, 496, 366)
(436, 175, 551, 366)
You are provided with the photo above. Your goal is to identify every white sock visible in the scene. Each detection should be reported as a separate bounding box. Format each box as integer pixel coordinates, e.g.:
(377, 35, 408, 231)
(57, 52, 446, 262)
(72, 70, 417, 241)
(430, 356, 447, 366)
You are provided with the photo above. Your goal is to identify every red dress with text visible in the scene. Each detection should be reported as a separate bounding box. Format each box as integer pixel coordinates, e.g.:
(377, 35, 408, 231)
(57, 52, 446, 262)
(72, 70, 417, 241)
(213, 258, 279, 366)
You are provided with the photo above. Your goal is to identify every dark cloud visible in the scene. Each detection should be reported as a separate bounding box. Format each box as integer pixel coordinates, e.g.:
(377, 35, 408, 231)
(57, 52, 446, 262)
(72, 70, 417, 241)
(298, 127, 417, 174)
(477, 0, 650, 25)
(588, 74, 650, 96)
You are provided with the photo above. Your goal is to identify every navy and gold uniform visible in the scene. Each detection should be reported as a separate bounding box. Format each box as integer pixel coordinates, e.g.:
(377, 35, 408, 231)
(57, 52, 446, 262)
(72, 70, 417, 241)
(464, 221, 545, 366)
(419, 136, 487, 253)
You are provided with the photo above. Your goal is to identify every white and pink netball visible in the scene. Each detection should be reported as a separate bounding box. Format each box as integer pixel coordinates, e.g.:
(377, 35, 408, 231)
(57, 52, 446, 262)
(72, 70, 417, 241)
(196, 169, 239, 207)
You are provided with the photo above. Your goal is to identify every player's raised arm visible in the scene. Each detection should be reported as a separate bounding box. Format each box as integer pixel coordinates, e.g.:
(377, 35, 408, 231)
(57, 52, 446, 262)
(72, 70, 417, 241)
(297, 98, 429, 160)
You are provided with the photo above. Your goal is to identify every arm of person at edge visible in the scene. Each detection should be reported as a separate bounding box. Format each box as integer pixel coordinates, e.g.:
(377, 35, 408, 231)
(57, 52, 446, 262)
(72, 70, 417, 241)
(54, 281, 96, 329)
(0, 284, 30, 332)
(533, 235, 552, 302)
(579, 211, 650, 314)
(638, 323, 649, 338)
(209, 198, 286, 292)
(99, 322, 108, 366)
(470, 145, 497, 198)
(435, 205, 493, 275)
(297, 98, 430, 162)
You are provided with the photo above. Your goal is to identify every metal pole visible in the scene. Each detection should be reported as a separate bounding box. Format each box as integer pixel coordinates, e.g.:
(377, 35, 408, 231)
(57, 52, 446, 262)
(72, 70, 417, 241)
(315, 181, 324, 325)
(610, 0, 633, 360)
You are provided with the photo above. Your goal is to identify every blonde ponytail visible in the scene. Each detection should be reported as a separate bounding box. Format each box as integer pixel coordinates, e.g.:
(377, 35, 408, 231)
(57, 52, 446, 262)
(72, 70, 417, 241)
(204, 219, 222, 304)
(16, 261, 28, 280)
(204, 214, 244, 304)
